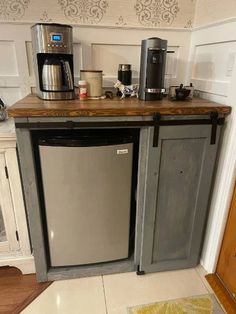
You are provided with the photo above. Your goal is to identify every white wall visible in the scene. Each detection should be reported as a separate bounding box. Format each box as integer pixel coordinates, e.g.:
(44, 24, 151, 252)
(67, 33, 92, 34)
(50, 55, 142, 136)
(187, 21, 236, 104)
(188, 21, 236, 272)
(0, 23, 191, 106)
(194, 0, 236, 27)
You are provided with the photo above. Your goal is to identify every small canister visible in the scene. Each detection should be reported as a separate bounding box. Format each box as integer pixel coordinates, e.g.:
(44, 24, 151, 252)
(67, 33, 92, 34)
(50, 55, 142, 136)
(118, 64, 132, 85)
(78, 80, 87, 99)
(80, 70, 103, 97)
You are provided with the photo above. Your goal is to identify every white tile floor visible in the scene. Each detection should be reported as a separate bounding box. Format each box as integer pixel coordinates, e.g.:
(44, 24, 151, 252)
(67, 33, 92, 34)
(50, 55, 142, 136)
(21, 267, 216, 314)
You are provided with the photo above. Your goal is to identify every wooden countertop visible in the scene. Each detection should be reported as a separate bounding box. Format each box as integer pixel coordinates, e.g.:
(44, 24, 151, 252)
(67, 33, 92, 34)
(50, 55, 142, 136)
(8, 94, 231, 117)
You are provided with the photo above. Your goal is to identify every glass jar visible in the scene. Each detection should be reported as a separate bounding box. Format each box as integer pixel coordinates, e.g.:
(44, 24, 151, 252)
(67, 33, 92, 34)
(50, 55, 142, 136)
(80, 71, 103, 97)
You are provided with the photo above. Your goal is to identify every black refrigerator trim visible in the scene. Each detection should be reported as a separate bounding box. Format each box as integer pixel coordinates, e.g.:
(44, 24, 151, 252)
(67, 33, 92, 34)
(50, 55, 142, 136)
(31, 131, 52, 269)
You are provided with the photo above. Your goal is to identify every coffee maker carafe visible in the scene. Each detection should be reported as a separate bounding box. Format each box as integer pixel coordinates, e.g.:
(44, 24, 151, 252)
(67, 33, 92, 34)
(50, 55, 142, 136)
(31, 23, 74, 100)
(42, 58, 73, 91)
(139, 37, 167, 101)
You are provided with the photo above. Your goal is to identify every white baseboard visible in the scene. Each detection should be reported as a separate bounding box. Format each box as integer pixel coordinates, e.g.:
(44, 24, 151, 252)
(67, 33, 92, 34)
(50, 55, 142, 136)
(0, 255, 35, 274)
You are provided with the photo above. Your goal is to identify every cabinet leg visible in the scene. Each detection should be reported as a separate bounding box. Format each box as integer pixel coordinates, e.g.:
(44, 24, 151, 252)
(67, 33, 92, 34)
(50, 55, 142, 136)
(136, 265, 145, 275)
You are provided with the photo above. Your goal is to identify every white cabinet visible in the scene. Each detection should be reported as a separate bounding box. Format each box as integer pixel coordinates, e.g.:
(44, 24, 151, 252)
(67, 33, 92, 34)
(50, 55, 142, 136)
(0, 152, 20, 253)
(0, 119, 34, 274)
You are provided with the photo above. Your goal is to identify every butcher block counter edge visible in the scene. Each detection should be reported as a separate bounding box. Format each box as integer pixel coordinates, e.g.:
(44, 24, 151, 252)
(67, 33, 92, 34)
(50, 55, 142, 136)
(8, 94, 231, 117)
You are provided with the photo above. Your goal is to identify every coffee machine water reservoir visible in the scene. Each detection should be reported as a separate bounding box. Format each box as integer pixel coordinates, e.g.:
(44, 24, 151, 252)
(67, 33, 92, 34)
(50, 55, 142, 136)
(31, 23, 74, 100)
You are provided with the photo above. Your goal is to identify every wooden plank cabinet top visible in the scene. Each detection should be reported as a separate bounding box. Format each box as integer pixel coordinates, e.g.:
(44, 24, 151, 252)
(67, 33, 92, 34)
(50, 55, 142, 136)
(8, 94, 231, 118)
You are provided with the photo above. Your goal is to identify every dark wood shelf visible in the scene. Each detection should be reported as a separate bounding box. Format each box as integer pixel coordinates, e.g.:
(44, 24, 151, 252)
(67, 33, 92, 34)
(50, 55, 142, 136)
(8, 94, 231, 117)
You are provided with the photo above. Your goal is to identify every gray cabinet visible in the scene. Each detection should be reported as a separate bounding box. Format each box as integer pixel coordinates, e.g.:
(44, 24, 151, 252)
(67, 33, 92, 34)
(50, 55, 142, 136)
(139, 124, 220, 273)
(15, 115, 224, 281)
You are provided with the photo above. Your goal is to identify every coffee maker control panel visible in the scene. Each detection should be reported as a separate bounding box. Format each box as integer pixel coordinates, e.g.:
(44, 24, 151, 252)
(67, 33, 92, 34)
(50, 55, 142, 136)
(31, 23, 73, 54)
(47, 33, 67, 49)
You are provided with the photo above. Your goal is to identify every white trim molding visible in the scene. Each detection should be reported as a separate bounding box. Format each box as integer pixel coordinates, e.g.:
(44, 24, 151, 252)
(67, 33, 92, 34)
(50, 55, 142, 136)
(0, 255, 35, 274)
(194, 16, 236, 31)
(0, 21, 192, 32)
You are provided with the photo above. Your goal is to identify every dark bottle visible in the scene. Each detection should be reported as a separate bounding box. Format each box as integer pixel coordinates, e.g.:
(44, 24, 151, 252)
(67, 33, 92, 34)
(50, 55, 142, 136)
(118, 64, 132, 85)
(117, 64, 132, 97)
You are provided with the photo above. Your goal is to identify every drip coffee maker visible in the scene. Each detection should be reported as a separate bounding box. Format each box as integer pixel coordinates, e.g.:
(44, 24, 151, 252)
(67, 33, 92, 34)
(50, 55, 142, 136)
(31, 23, 74, 100)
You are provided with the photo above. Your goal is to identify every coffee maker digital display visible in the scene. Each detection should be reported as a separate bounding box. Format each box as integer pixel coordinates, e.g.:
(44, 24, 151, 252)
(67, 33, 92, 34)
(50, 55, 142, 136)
(51, 34, 62, 42)
(31, 23, 74, 100)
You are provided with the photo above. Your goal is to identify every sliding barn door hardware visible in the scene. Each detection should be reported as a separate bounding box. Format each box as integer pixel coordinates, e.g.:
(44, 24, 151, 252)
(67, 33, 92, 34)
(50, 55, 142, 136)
(15, 113, 225, 141)
(210, 111, 219, 145)
(152, 112, 161, 147)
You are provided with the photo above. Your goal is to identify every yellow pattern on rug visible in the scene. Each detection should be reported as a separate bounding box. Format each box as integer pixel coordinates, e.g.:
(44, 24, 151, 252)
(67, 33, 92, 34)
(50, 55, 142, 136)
(129, 295, 213, 314)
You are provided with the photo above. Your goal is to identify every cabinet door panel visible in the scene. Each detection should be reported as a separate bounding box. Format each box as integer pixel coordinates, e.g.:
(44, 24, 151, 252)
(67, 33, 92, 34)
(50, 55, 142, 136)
(0, 205, 9, 252)
(0, 152, 19, 253)
(152, 137, 206, 263)
(0, 207, 6, 242)
(140, 125, 220, 273)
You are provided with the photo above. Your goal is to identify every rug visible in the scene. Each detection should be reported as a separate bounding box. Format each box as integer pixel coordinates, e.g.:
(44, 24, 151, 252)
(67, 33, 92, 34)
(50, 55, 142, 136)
(128, 294, 225, 314)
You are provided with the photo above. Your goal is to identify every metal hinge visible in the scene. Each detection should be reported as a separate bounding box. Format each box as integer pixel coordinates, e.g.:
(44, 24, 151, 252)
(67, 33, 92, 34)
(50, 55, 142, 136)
(4, 166, 9, 179)
(15, 230, 19, 241)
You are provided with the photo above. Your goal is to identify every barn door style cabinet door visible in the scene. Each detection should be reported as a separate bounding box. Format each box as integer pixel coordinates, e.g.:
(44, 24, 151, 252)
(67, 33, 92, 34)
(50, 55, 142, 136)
(138, 124, 221, 273)
(0, 119, 34, 274)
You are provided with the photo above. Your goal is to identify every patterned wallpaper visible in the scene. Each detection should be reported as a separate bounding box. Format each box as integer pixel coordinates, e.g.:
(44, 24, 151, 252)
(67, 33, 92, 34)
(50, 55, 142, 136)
(0, 0, 30, 20)
(0, 0, 196, 29)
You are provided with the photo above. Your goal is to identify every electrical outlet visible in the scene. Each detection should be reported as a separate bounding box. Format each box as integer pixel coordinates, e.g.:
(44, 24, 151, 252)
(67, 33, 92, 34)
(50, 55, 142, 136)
(226, 52, 236, 77)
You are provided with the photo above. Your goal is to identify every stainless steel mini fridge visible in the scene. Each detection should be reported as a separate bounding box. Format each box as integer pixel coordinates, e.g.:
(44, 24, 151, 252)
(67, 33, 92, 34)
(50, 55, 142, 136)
(38, 131, 134, 267)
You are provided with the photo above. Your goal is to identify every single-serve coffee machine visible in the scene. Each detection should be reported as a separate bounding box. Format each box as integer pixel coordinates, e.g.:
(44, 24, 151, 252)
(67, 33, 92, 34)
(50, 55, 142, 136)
(139, 37, 167, 101)
(31, 23, 74, 100)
